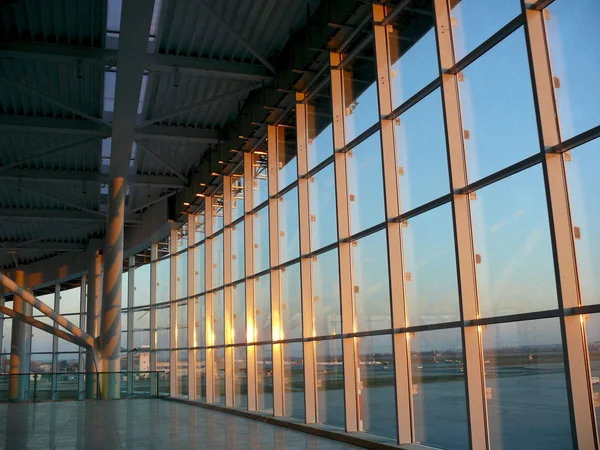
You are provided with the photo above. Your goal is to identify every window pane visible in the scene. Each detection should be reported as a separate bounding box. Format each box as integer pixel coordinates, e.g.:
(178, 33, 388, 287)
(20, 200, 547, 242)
(156, 258, 170, 304)
(312, 249, 341, 337)
(403, 204, 460, 326)
(255, 274, 271, 343)
(156, 305, 170, 349)
(212, 290, 224, 346)
(316, 339, 344, 429)
(133, 308, 150, 330)
(134, 264, 150, 307)
(212, 233, 224, 289)
(279, 264, 302, 340)
(253, 207, 270, 274)
(234, 346, 247, 409)
(482, 319, 572, 450)
(58, 315, 79, 352)
(257, 345, 273, 412)
(343, 43, 378, 143)
(459, 29, 538, 181)
(451, 0, 521, 61)
(352, 230, 391, 332)
(277, 121, 297, 191)
(389, 0, 438, 108)
(194, 244, 205, 294)
(395, 89, 449, 212)
(232, 221, 245, 282)
(584, 314, 600, 433)
(279, 187, 299, 264)
(283, 342, 304, 420)
(212, 187, 224, 233)
(306, 79, 333, 171)
(175, 224, 188, 252)
(196, 349, 206, 402)
(347, 133, 385, 234)
(309, 163, 337, 251)
(410, 328, 469, 450)
(471, 166, 557, 317)
(213, 347, 225, 405)
(177, 301, 187, 349)
(252, 152, 268, 207)
(546, 0, 600, 140)
(194, 295, 205, 348)
(175, 350, 188, 398)
(193, 212, 205, 244)
(233, 282, 246, 345)
(231, 175, 245, 222)
(31, 317, 54, 353)
(59, 285, 80, 314)
(176, 251, 187, 299)
(566, 139, 600, 305)
(357, 335, 396, 438)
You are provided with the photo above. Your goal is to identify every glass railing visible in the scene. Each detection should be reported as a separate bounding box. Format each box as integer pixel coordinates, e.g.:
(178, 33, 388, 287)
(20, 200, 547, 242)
(0, 371, 169, 401)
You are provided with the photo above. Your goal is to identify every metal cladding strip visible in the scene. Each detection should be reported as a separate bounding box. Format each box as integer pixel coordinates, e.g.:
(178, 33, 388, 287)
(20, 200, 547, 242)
(0, 273, 94, 347)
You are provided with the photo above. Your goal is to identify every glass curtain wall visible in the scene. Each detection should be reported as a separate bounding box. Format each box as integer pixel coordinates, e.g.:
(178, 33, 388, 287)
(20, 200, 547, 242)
(115, 1, 600, 449)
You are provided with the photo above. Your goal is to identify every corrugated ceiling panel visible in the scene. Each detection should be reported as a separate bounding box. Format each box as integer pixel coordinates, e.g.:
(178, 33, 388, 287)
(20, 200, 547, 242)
(0, 0, 104, 47)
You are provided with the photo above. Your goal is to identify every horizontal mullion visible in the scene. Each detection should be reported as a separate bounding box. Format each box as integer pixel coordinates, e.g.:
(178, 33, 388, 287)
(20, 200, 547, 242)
(338, 123, 380, 153)
(387, 78, 441, 121)
(467, 309, 560, 327)
(394, 194, 453, 223)
(458, 153, 542, 194)
(448, 14, 524, 75)
(551, 124, 600, 154)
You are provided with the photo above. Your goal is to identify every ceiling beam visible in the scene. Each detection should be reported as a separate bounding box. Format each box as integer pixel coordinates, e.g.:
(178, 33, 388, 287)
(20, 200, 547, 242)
(0, 42, 274, 82)
(0, 208, 142, 223)
(0, 169, 186, 188)
(0, 242, 86, 252)
(0, 115, 220, 142)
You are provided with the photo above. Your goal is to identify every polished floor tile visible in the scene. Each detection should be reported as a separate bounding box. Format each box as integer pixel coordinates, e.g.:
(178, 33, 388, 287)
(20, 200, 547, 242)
(0, 399, 367, 449)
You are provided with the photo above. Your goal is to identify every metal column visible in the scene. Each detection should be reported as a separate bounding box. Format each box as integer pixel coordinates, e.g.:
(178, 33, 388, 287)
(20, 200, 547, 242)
(86, 242, 102, 398)
(187, 213, 197, 400)
(8, 270, 32, 402)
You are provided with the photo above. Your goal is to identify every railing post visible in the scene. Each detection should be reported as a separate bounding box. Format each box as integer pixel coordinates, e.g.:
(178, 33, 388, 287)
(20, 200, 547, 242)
(33, 374, 37, 402)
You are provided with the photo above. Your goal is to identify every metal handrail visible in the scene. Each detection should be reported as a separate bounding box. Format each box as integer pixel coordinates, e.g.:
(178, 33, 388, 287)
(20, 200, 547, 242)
(0, 371, 168, 402)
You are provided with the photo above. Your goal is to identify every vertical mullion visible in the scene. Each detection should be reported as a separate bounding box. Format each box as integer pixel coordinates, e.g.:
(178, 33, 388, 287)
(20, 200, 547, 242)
(433, 0, 489, 448)
(169, 229, 177, 396)
(223, 176, 234, 407)
(51, 281, 59, 400)
(205, 196, 215, 403)
(296, 93, 318, 424)
(150, 242, 158, 395)
(127, 254, 135, 396)
(268, 124, 284, 416)
(79, 272, 87, 400)
(244, 151, 258, 411)
(187, 214, 197, 400)
(522, 2, 597, 448)
(372, 4, 413, 444)
(330, 51, 360, 433)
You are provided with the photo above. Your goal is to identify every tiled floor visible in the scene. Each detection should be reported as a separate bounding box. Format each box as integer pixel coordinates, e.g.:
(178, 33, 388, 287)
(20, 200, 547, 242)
(0, 399, 367, 449)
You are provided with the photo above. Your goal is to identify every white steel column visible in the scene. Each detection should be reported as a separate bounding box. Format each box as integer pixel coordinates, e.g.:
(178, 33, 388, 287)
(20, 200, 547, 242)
(296, 93, 318, 424)
(100, 0, 155, 399)
(205, 196, 215, 403)
(373, 4, 413, 444)
(522, 2, 597, 447)
(150, 243, 158, 395)
(330, 51, 360, 432)
(267, 125, 284, 417)
(244, 151, 258, 411)
(170, 228, 178, 396)
(188, 214, 197, 400)
(223, 176, 234, 407)
(85, 242, 102, 398)
(434, 0, 489, 448)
